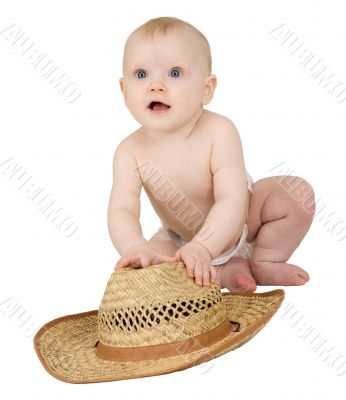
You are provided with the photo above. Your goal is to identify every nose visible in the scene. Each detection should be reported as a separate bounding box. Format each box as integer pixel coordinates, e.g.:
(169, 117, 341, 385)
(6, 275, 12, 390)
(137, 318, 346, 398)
(148, 79, 166, 93)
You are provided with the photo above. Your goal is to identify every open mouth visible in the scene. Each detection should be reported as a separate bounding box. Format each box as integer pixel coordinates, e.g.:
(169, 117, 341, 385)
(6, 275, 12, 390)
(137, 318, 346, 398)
(148, 101, 171, 111)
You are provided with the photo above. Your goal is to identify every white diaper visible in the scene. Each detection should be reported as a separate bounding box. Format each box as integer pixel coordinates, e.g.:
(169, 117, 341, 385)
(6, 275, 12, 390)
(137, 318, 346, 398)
(158, 171, 255, 266)
(246, 171, 254, 193)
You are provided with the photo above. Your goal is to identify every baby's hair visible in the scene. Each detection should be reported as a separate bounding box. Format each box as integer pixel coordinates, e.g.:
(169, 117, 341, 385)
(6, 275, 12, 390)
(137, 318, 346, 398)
(125, 16, 212, 74)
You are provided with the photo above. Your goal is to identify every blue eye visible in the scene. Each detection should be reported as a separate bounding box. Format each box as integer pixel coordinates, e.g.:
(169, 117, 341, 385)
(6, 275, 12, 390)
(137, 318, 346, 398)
(170, 68, 182, 78)
(136, 70, 147, 79)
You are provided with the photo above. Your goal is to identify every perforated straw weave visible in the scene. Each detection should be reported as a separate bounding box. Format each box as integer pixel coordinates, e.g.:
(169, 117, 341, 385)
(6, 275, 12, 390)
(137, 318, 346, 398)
(98, 261, 225, 347)
(34, 262, 284, 384)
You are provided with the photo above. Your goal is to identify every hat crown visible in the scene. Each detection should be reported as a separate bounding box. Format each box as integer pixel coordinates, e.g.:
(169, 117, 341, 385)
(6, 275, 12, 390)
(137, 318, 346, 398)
(97, 262, 227, 348)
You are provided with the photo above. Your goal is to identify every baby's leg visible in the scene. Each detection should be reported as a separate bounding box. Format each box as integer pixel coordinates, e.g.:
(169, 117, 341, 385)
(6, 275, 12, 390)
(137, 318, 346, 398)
(147, 228, 180, 256)
(247, 176, 315, 286)
(213, 257, 257, 292)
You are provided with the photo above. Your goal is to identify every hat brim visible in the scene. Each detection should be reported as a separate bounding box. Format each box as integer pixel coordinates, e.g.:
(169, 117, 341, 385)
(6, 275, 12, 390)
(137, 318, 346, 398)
(34, 289, 284, 383)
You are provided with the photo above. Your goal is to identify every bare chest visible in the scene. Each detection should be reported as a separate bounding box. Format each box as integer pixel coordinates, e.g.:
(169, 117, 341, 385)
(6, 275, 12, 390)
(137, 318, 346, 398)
(133, 130, 214, 240)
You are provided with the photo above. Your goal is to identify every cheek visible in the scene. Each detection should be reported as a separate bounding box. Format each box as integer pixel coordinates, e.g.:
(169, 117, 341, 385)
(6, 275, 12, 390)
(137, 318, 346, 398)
(174, 84, 203, 107)
(125, 82, 144, 102)
(127, 89, 141, 103)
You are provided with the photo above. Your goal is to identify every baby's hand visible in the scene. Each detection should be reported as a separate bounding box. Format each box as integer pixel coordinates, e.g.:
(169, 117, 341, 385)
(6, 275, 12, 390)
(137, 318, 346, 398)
(115, 242, 179, 271)
(175, 242, 216, 287)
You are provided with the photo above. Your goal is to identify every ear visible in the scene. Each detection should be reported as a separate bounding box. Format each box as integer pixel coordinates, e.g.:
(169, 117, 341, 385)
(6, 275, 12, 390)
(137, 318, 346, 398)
(119, 78, 125, 96)
(202, 74, 217, 105)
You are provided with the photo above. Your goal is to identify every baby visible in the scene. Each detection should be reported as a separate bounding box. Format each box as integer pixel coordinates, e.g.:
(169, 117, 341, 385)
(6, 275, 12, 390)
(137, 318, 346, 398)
(108, 16, 311, 291)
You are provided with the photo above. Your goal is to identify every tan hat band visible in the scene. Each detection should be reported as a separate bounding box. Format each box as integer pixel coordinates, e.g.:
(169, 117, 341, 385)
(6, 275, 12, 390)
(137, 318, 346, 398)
(95, 320, 233, 361)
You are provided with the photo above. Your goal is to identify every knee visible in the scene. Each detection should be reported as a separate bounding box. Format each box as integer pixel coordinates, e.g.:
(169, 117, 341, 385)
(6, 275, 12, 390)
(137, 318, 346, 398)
(278, 176, 316, 225)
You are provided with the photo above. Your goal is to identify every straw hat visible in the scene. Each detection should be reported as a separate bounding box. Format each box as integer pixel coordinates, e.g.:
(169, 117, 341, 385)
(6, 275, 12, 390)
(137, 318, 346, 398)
(34, 262, 284, 384)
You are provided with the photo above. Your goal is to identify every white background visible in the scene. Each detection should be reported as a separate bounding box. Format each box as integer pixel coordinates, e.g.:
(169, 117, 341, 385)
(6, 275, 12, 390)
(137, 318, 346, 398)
(1, 0, 346, 398)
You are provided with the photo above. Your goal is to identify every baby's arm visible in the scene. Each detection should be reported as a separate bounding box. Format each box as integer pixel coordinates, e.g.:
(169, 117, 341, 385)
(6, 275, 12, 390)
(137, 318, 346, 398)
(107, 140, 146, 254)
(108, 139, 178, 269)
(190, 119, 248, 258)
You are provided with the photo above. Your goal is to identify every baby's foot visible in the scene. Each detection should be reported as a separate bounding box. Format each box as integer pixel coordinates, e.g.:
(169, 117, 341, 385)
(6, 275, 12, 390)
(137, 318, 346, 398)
(251, 261, 310, 286)
(214, 257, 257, 292)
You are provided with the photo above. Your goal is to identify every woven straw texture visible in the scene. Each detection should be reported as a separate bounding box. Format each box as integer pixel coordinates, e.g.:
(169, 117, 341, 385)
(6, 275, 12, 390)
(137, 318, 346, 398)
(34, 262, 284, 384)
(98, 262, 225, 346)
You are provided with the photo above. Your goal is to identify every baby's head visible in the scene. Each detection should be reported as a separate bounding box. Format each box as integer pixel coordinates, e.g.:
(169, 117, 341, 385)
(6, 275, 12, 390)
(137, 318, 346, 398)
(119, 17, 217, 132)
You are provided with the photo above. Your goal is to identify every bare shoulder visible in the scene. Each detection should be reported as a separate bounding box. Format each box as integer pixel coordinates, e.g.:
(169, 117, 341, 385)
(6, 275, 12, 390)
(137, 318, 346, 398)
(204, 110, 244, 170)
(202, 110, 239, 139)
(113, 127, 142, 156)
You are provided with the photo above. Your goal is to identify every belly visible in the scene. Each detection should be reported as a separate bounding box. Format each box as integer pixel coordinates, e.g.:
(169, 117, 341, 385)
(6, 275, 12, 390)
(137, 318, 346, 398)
(145, 183, 250, 254)
(145, 184, 214, 242)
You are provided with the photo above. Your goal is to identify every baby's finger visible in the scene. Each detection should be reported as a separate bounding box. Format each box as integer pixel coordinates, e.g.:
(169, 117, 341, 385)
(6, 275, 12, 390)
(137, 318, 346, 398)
(209, 264, 217, 283)
(184, 255, 196, 278)
(116, 256, 139, 270)
(201, 262, 212, 287)
(115, 260, 125, 271)
(194, 260, 204, 286)
(115, 262, 127, 271)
